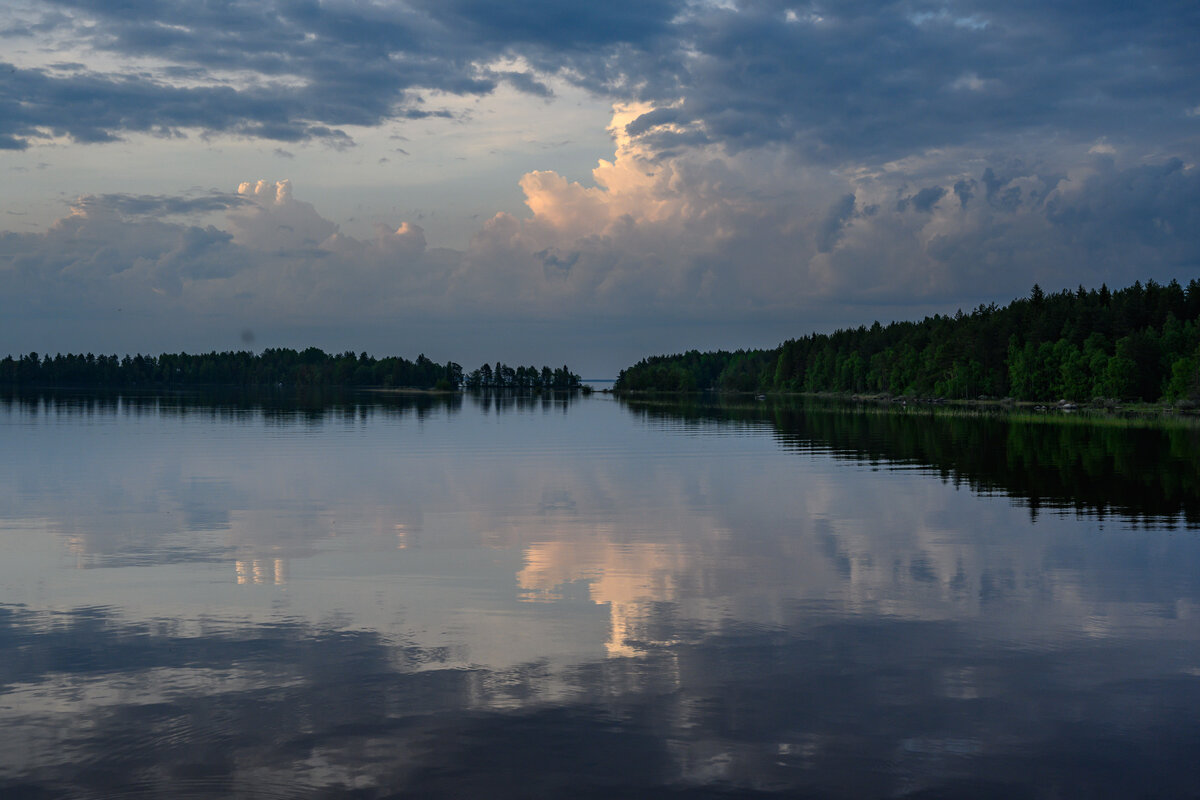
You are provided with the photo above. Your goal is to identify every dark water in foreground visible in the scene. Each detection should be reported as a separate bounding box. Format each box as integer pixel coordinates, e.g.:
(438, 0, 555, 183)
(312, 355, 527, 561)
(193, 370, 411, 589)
(2, 390, 1199, 798)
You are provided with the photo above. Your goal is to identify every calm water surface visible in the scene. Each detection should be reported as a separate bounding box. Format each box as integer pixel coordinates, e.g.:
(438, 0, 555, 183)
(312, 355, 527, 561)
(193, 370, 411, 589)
(2, 391, 1199, 798)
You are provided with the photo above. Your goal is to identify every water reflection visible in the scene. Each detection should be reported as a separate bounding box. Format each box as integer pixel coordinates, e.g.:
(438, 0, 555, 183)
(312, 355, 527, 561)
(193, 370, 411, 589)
(235, 558, 287, 585)
(3, 601, 1198, 798)
(0, 385, 583, 422)
(2, 393, 1199, 797)
(625, 395, 1200, 526)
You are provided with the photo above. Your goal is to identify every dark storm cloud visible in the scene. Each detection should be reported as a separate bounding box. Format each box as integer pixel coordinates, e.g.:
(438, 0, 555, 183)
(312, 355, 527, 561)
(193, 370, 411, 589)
(953, 179, 975, 209)
(629, 0, 1200, 161)
(491, 70, 554, 98)
(858, 157, 1200, 301)
(6, 1, 1196, 159)
(896, 186, 946, 213)
(0, 0, 684, 148)
(910, 186, 946, 213)
(1046, 157, 1200, 260)
(410, 0, 683, 47)
(0, 61, 360, 146)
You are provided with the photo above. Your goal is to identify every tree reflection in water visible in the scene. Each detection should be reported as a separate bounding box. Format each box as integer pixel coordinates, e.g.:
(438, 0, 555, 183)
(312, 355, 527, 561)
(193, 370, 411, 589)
(1, 392, 1198, 798)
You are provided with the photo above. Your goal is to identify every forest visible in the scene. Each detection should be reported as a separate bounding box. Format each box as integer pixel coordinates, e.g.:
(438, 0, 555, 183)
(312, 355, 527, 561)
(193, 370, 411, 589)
(0, 347, 582, 391)
(615, 279, 1200, 403)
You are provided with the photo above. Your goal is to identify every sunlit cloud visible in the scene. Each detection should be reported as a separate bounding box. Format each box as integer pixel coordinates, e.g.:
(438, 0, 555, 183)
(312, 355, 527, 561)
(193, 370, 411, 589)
(3, 107, 1199, 351)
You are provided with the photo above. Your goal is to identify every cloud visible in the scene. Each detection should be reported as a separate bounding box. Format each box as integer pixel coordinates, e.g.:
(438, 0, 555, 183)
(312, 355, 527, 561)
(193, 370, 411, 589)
(229, 179, 338, 252)
(2, 102, 1199, 363)
(491, 69, 554, 98)
(624, 1, 1200, 164)
(0, 0, 1192, 172)
(818, 195, 857, 253)
(1046, 157, 1200, 263)
(72, 191, 249, 217)
(1, 0, 685, 148)
(0, 61, 360, 147)
(455, 104, 1200, 313)
(0, 179, 446, 323)
(416, 0, 684, 48)
(811, 155, 1200, 303)
(910, 186, 947, 214)
(453, 105, 827, 314)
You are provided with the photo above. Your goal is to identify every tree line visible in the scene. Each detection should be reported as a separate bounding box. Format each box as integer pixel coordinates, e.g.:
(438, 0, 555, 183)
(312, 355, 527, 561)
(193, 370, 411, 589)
(0, 347, 582, 391)
(463, 363, 582, 390)
(615, 278, 1200, 403)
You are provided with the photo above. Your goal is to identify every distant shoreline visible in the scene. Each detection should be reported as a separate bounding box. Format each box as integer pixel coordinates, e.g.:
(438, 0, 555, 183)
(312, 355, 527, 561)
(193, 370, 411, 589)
(615, 388, 1200, 425)
(1, 349, 584, 392)
(612, 279, 1200, 406)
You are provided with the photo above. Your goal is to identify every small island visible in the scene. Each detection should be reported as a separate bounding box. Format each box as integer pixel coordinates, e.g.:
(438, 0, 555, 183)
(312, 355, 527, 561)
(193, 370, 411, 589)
(0, 347, 583, 392)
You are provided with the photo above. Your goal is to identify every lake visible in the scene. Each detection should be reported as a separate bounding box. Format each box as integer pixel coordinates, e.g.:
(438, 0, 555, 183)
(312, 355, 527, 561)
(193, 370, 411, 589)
(2, 390, 1199, 798)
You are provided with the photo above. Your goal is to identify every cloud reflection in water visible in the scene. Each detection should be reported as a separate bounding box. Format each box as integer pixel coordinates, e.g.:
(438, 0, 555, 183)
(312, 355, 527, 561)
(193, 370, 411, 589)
(1, 392, 1199, 797)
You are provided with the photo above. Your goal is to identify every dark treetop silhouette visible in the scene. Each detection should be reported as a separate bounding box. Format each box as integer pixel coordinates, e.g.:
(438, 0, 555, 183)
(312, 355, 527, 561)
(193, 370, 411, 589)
(616, 278, 1200, 403)
(0, 347, 581, 391)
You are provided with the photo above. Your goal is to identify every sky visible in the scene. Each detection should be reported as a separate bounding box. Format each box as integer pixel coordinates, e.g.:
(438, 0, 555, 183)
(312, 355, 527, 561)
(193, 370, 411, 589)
(2, 0, 1199, 376)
